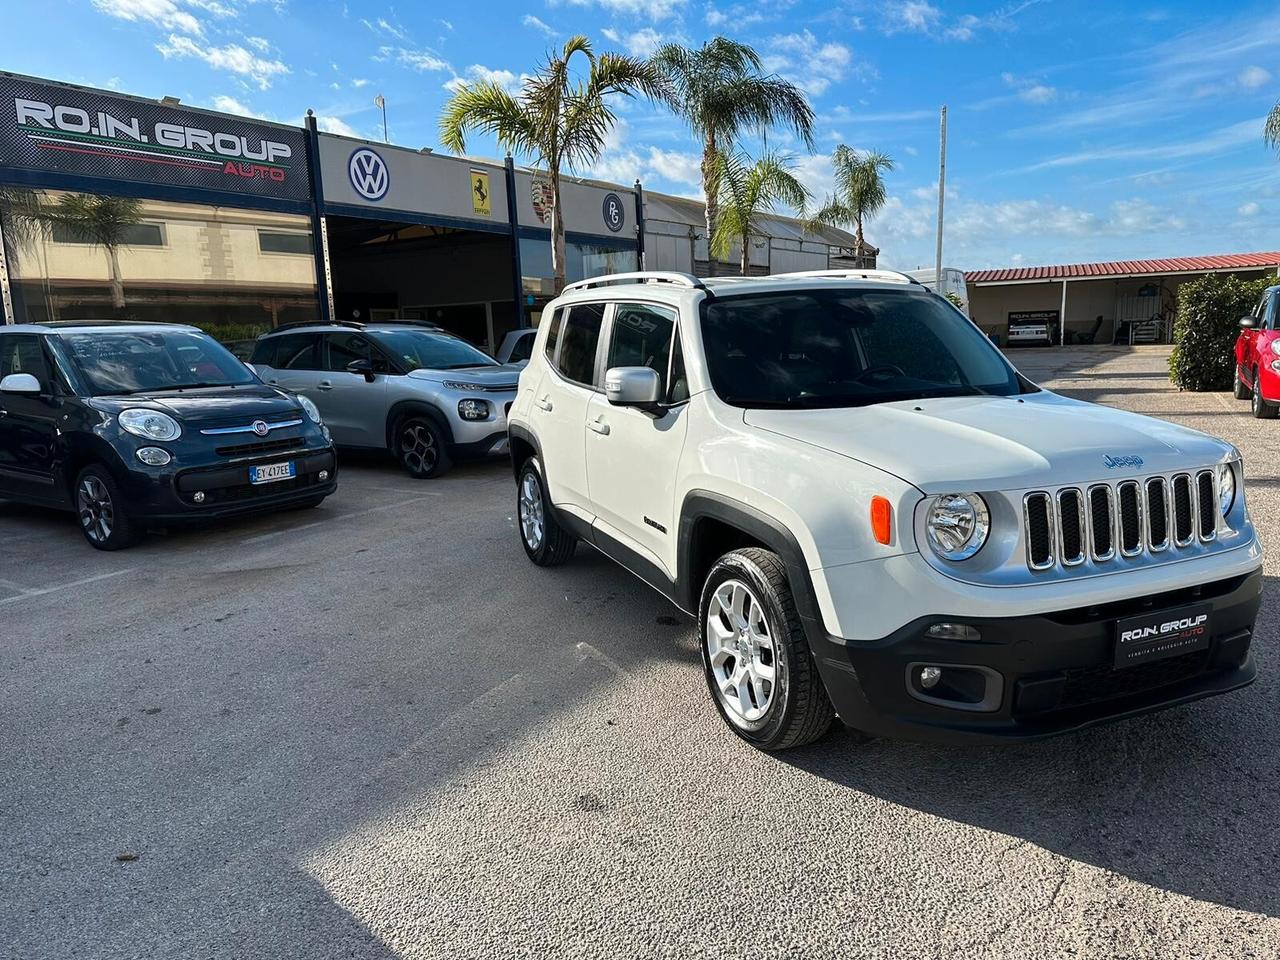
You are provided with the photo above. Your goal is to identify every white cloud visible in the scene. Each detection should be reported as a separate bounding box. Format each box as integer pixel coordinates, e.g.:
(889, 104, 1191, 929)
(764, 31, 858, 96)
(445, 65, 524, 94)
(1021, 117, 1263, 172)
(92, 0, 204, 36)
(318, 116, 360, 137)
(874, 0, 1043, 42)
(550, 0, 687, 22)
(379, 46, 451, 72)
(1238, 201, 1260, 217)
(589, 117, 703, 191)
(614, 27, 669, 57)
(1000, 71, 1057, 104)
(1238, 65, 1271, 90)
(210, 94, 262, 118)
(351, 77, 370, 88)
(361, 16, 406, 39)
(884, 0, 940, 33)
(705, 6, 728, 26)
(522, 14, 556, 36)
(156, 34, 290, 90)
(245, 35, 270, 52)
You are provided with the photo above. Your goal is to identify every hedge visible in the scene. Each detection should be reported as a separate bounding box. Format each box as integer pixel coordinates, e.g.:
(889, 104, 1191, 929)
(1169, 274, 1275, 391)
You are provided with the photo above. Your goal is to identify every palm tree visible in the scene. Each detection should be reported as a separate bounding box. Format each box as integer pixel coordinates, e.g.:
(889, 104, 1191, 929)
(1267, 101, 1280, 153)
(650, 38, 815, 276)
(36, 193, 142, 312)
(440, 35, 663, 293)
(710, 151, 810, 276)
(808, 146, 895, 264)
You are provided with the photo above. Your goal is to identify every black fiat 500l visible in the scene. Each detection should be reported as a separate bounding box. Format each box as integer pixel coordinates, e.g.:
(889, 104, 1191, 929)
(0, 321, 337, 549)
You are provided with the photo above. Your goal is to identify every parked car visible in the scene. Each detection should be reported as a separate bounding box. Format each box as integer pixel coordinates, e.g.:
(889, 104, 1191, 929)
(0, 321, 337, 550)
(494, 327, 538, 367)
(508, 269, 1261, 750)
(1233, 283, 1280, 419)
(250, 320, 520, 478)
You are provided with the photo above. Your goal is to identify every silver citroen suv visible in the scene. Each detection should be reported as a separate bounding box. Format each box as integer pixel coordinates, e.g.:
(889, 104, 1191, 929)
(250, 320, 520, 478)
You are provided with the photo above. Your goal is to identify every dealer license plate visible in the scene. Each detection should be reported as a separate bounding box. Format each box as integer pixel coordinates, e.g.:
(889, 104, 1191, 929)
(1114, 602, 1212, 669)
(249, 461, 296, 485)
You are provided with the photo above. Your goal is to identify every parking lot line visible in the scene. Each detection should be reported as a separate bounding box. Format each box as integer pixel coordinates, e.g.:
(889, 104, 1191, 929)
(0, 568, 135, 607)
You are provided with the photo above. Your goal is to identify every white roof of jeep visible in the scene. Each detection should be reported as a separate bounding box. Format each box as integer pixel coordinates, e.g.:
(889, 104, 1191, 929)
(556, 269, 927, 302)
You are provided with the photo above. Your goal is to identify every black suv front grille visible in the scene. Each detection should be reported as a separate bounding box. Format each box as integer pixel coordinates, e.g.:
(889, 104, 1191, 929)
(1058, 650, 1210, 710)
(215, 436, 305, 458)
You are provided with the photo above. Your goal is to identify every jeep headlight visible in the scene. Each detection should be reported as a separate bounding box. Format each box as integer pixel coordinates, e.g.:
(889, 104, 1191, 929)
(925, 493, 990, 561)
(1217, 462, 1236, 516)
(297, 394, 323, 424)
(118, 408, 181, 442)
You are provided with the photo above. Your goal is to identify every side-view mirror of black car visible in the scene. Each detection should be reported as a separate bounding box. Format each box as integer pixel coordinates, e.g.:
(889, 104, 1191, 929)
(1239, 316, 1257, 329)
(346, 358, 377, 382)
(0, 372, 41, 395)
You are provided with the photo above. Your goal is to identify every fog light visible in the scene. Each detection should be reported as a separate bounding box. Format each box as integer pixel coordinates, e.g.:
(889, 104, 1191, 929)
(319, 470, 329, 481)
(135, 446, 171, 466)
(919, 666, 943, 689)
(192, 491, 205, 503)
(926, 622, 982, 641)
(458, 398, 489, 421)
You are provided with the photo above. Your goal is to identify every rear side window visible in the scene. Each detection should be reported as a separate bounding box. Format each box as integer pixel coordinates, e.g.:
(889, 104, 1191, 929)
(543, 309, 564, 362)
(1266, 291, 1280, 330)
(324, 333, 372, 372)
(253, 333, 320, 370)
(0, 334, 53, 386)
(556, 303, 606, 386)
(606, 302, 676, 398)
(509, 330, 535, 363)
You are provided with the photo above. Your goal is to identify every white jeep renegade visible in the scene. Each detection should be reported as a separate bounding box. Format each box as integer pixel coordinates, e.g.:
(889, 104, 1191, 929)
(507, 270, 1262, 750)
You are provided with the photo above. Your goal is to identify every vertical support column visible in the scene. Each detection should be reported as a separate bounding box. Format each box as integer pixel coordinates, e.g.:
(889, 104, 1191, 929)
(1060, 279, 1068, 347)
(633, 179, 646, 271)
(504, 155, 527, 327)
(0, 215, 13, 324)
(304, 111, 334, 326)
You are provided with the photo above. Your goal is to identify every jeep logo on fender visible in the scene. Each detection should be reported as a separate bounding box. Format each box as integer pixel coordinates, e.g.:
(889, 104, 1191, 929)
(0, 75, 310, 202)
(1103, 454, 1144, 469)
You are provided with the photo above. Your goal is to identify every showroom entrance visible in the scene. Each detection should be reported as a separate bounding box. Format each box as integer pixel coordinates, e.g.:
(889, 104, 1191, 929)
(324, 213, 520, 354)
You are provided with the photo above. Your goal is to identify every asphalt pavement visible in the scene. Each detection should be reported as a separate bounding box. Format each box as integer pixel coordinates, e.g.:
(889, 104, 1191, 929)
(2, 345, 1278, 959)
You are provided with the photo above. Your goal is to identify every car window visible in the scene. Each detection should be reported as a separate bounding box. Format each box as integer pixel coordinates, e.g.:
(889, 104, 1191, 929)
(60, 330, 255, 395)
(669, 334, 689, 404)
(254, 333, 321, 370)
(324, 332, 372, 373)
(556, 303, 606, 386)
(0, 334, 53, 389)
(508, 330, 535, 363)
(606, 303, 676, 398)
(543, 309, 564, 363)
(373, 328, 497, 371)
(1267, 291, 1280, 330)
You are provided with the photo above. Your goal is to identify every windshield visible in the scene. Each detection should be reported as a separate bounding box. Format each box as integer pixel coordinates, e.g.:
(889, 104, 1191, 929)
(700, 288, 1030, 408)
(373, 329, 498, 371)
(61, 329, 257, 395)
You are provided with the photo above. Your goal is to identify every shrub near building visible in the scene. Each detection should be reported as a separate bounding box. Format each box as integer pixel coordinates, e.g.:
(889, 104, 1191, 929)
(1170, 274, 1274, 391)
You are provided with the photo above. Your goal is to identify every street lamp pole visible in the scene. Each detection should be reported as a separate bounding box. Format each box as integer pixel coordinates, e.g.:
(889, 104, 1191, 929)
(375, 95, 388, 143)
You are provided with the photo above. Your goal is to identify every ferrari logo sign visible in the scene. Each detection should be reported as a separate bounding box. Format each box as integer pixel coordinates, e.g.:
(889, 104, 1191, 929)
(471, 169, 491, 217)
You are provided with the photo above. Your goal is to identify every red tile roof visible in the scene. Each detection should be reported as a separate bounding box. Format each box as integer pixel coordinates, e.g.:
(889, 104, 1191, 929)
(966, 252, 1280, 284)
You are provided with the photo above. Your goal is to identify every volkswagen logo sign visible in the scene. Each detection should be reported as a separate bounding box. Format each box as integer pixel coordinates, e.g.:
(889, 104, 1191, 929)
(348, 147, 389, 201)
(252, 420, 270, 437)
(602, 192, 625, 233)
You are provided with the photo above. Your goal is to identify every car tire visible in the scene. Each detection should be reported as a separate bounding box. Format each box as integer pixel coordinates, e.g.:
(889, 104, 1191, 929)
(699, 547, 834, 751)
(1251, 369, 1277, 419)
(74, 464, 141, 551)
(394, 415, 451, 478)
(516, 457, 576, 566)
(1234, 364, 1252, 400)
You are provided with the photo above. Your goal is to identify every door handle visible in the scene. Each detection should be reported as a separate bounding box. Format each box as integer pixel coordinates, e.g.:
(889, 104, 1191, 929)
(534, 396, 553, 412)
(316, 381, 334, 391)
(587, 417, 610, 436)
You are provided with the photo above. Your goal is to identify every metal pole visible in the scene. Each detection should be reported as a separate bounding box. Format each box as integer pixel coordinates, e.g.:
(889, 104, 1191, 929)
(381, 103, 388, 143)
(303, 111, 334, 325)
(1060, 279, 1068, 347)
(633, 179, 646, 271)
(0, 215, 12, 324)
(935, 105, 947, 282)
(504, 155, 527, 326)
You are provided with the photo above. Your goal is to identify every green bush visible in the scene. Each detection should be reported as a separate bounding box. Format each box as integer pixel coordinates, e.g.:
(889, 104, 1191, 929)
(1169, 274, 1274, 391)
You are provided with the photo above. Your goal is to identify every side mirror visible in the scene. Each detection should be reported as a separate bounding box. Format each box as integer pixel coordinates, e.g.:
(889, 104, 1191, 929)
(346, 358, 376, 382)
(605, 366, 661, 412)
(1239, 316, 1257, 330)
(0, 373, 41, 395)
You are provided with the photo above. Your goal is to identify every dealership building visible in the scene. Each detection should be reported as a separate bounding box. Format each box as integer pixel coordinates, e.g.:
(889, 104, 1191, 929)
(966, 252, 1280, 346)
(0, 72, 856, 349)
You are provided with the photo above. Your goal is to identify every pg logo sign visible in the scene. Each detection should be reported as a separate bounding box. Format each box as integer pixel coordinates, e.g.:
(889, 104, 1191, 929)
(602, 192, 625, 233)
(348, 147, 389, 201)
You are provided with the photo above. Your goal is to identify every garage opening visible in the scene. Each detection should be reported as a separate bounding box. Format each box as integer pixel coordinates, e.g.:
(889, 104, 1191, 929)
(324, 214, 520, 355)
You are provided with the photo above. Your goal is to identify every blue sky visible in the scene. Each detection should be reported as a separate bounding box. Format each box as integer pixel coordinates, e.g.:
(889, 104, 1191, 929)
(3, 0, 1278, 269)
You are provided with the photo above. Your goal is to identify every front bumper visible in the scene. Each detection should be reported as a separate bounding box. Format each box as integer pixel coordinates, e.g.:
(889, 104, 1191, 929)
(808, 567, 1261, 744)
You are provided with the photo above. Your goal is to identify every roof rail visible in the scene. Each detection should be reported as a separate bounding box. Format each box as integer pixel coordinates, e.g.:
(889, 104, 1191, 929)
(773, 269, 922, 286)
(265, 318, 443, 335)
(562, 271, 706, 292)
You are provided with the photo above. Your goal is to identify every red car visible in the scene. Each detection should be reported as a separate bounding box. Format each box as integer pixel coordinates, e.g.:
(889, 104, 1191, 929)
(1234, 283, 1280, 418)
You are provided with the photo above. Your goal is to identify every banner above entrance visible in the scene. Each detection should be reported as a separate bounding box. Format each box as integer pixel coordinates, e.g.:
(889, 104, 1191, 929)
(0, 73, 311, 203)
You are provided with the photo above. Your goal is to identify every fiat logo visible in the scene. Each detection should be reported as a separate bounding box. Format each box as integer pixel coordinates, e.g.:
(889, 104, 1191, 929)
(252, 420, 270, 437)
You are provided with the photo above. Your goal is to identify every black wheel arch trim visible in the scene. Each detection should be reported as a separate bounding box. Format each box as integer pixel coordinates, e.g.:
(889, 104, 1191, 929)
(386, 401, 454, 451)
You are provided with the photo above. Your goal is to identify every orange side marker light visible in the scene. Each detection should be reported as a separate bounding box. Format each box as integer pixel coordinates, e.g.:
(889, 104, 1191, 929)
(871, 496, 892, 545)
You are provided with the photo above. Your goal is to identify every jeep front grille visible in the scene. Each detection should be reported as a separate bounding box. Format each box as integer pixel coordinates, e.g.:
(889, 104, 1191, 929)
(1024, 469, 1219, 572)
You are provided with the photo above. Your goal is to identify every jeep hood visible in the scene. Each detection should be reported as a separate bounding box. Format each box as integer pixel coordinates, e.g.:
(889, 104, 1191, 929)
(406, 364, 521, 388)
(744, 391, 1233, 493)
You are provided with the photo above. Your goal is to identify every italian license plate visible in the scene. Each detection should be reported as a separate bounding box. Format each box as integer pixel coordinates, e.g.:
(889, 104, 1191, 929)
(249, 461, 296, 485)
(1114, 602, 1212, 669)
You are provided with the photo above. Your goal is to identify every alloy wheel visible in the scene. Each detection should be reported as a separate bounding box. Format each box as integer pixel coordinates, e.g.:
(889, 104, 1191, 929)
(77, 476, 115, 545)
(400, 422, 438, 474)
(519, 471, 544, 550)
(705, 578, 777, 726)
